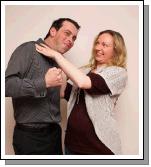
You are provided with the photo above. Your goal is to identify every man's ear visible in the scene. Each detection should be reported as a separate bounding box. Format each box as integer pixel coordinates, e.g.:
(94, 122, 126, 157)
(50, 27, 57, 37)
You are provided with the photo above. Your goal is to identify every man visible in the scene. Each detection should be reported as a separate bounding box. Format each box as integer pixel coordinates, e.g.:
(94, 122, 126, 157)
(5, 18, 80, 155)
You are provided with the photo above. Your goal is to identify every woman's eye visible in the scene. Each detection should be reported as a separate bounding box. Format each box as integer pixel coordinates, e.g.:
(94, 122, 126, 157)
(102, 42, 110, 47)
(102, 42, 106, 47)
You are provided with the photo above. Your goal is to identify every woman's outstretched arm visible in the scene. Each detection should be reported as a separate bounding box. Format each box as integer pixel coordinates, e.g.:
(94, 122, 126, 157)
(60, 71, 67, 98)
(35, 43, 91, 89)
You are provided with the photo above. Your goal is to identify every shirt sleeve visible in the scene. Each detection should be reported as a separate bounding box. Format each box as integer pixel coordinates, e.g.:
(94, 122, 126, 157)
(99, 66, 127, 96)
(85, 72, 111, 95)
(64, 82, 73, 101)
(5, 42, 47, 98)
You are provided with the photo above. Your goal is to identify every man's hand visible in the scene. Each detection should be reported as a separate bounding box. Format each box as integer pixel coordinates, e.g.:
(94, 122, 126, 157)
(45, 67, 63, 88)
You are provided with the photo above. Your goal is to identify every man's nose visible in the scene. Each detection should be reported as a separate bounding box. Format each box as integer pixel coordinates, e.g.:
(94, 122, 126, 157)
(67, 36, 74, 45)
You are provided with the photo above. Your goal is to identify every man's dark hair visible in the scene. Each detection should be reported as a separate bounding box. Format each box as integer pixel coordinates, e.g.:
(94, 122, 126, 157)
(44, 18, 80, 39)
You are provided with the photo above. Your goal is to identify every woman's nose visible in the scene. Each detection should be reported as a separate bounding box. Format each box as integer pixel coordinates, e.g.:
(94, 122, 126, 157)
(95, 44, 102, 50)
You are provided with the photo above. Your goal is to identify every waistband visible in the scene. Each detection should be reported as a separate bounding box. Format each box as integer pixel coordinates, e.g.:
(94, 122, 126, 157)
(15, 123, 60, 132)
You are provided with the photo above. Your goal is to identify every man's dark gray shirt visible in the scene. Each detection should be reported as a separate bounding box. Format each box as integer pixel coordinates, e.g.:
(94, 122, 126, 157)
(5, 38, 61, 124)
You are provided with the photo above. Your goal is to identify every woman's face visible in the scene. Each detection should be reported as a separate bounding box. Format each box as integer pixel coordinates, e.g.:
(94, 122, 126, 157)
(94, 33, 114, 65)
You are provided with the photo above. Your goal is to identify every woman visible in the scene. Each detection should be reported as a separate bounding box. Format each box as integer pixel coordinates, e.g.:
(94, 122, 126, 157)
(35, 30, 127, 155)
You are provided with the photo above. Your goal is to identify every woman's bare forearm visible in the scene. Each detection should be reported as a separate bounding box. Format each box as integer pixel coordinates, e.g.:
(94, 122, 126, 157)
(54, 53, 91, 89)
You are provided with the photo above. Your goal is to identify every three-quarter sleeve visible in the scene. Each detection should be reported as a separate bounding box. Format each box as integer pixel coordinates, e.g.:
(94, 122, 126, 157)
(99, 66, 127, 96)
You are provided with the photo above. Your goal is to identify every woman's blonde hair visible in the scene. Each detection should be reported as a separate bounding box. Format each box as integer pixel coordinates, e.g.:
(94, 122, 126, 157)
(86, 30, 127, 70)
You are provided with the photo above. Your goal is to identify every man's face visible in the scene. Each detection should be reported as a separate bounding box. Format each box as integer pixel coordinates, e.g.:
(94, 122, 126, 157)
(52, 21, 79, 54)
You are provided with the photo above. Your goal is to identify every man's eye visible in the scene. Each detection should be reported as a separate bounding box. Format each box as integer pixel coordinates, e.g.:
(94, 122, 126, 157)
(72, 37, 76, 41)
(65, 32, 70, 36)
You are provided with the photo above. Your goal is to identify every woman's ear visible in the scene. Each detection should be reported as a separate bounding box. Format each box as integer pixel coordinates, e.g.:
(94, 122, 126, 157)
(50, 27, 57, 37)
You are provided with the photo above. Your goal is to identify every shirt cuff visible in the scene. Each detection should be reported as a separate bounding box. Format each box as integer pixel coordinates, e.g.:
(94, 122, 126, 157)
(33, 78, 47, 97)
